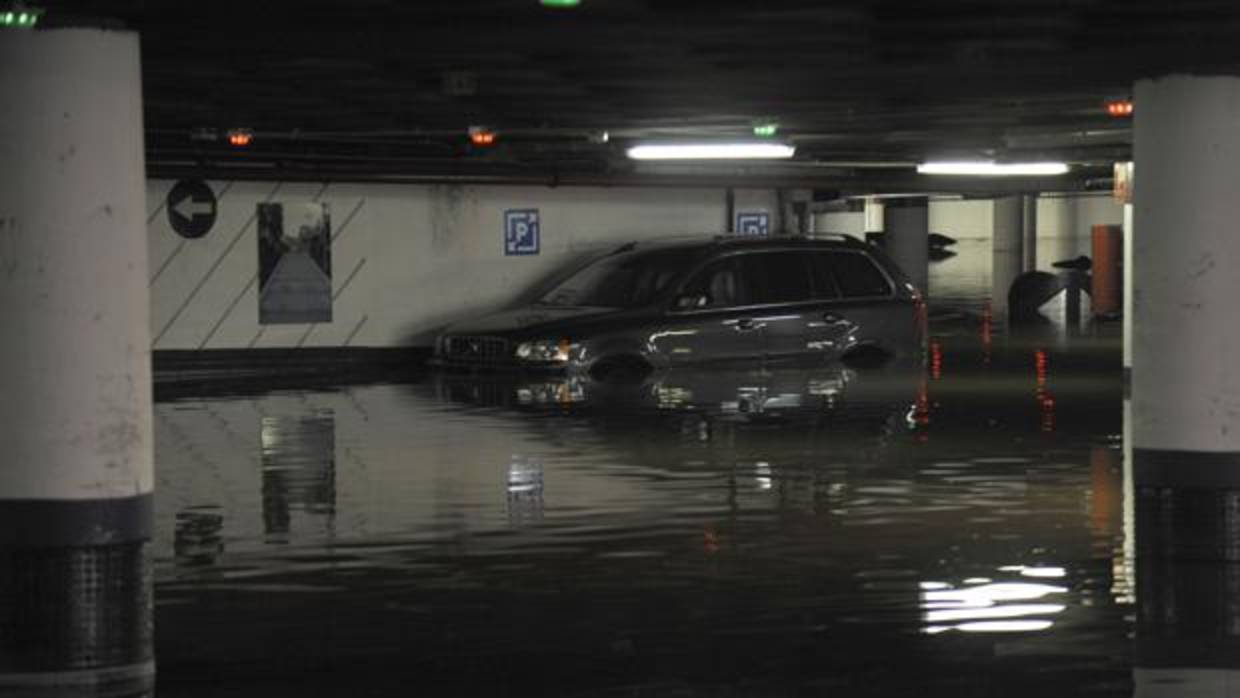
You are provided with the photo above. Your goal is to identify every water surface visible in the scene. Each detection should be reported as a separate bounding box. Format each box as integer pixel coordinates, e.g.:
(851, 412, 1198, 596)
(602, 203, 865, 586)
(152, 316, 1154, 696)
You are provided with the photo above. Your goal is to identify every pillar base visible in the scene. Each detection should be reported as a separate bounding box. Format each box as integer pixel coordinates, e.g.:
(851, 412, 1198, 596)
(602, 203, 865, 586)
(0, 542, 153, 696)
(1134, 448, 1240, 488)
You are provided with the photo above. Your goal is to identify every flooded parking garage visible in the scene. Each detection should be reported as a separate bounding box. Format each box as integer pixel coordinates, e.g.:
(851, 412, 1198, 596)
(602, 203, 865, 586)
(9, 4, 1240, 697)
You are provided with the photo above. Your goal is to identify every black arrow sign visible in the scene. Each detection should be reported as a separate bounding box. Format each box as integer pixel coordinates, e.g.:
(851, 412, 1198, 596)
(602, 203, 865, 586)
(167, 179, 217, 239)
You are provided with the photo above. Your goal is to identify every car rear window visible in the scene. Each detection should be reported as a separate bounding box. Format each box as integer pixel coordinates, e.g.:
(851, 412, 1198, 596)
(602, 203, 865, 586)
(818, 252, 892, 298)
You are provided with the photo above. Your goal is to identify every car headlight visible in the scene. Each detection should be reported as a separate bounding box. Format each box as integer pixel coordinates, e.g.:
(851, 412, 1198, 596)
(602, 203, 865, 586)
(516, 338, 574, 363)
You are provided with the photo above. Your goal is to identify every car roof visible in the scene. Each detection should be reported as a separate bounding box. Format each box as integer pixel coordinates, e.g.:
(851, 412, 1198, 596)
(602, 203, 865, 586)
(604, 233, 869, 257)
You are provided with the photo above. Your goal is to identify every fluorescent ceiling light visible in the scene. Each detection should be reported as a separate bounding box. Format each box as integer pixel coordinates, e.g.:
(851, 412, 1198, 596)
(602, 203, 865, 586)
(627, 143, 796, 161)
(917, 161, 1070, 176)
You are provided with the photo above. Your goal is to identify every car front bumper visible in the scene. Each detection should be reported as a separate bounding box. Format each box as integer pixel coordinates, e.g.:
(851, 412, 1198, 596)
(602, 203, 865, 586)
(427, 355, 582, 374)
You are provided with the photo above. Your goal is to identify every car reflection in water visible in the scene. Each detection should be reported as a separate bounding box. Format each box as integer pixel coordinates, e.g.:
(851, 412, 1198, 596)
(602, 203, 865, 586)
(431, 360, 923, 441)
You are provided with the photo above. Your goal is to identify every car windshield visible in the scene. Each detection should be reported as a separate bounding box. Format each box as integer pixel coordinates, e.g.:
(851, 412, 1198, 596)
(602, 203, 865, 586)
(538, 248, 697, 308)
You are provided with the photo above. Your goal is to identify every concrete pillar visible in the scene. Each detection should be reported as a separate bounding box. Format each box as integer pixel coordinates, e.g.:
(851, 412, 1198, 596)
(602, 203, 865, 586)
(776, 188, 812, 236)
(991, 195, 1024, 316)
(1123, 201, 1134, 376)
(1129, 81, 1240, 689)
(885, 198, 929, 296)
(863, 196, 884, 233)
(0, 28, 153, 692)
(1132, 75, 1240, 461)
(1021, 194, 1038, 271)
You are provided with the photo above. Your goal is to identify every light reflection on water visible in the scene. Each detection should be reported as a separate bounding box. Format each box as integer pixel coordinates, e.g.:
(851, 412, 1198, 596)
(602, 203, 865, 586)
(920, 576, 1069, 634)
(153, 322, 1139, 695)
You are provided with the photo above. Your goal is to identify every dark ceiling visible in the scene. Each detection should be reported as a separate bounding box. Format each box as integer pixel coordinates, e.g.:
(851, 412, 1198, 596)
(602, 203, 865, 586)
(40, 0, 1240, 192)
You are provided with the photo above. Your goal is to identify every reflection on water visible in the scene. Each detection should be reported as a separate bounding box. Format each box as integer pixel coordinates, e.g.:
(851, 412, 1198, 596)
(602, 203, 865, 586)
(174, 506, 224, 567)
(507, 456, 545, 526)
(920, 576, 1068, 634)
(153, 329, 1148, 696)
(260, 413, 336, 540)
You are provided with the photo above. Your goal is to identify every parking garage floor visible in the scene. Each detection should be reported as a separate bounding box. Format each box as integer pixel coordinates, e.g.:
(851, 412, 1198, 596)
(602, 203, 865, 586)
(144, 304, 1171, 697)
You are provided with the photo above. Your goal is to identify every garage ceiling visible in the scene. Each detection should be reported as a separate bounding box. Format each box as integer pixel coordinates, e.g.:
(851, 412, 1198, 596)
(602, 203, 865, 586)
(36, 0, 1240, 192)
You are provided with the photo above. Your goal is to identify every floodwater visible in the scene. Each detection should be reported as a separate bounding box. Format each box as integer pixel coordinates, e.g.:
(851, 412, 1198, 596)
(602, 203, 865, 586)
(148, 306, 1232, 697)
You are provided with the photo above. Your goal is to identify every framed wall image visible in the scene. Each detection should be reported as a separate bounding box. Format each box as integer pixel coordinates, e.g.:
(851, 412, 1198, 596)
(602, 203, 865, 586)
(257, 202, 333, 324)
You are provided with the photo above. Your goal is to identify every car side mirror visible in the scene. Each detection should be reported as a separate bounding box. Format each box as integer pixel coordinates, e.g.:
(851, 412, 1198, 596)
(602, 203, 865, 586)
(674, 293, 709, 310)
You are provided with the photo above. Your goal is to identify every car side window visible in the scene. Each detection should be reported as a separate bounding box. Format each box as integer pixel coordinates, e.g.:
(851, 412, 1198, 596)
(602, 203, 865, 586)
(810, 253, 843, 300)
(682, 256, 750, 308)
(741, 252, 814, 305)
(828, 252, 893, 298)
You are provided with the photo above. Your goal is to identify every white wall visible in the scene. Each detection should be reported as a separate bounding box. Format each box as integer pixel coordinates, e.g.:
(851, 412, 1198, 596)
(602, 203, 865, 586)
(1037, 194, 1123, 270)
(929, 199, 993, 239)
(814, 211, 865, 235)
(147, 181, 778, 350)
(927, 199, 993, 307)
(816, 194, 1123, 307)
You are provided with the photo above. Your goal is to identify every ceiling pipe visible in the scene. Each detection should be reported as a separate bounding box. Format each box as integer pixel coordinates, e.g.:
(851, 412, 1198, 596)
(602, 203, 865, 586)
(146, 159, 1102, 195)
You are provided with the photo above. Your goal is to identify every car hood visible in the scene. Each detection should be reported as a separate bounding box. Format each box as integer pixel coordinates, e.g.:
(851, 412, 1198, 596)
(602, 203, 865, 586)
(441, 305, 622, 337)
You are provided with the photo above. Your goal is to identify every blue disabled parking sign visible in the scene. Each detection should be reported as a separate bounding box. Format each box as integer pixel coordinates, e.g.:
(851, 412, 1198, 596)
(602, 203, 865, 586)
(505, 209, 541, 256)
(736, 211, 770, 236)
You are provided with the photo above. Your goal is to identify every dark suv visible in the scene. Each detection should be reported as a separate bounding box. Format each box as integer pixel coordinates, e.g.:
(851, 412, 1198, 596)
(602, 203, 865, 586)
(432, 234, 925, 378)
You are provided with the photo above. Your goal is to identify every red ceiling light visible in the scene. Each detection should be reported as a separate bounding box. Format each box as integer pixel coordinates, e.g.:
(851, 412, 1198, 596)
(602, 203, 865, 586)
(469, 125, 497, 146)
(1106, 100, 1134, 117)
(227, 128, 254, 147)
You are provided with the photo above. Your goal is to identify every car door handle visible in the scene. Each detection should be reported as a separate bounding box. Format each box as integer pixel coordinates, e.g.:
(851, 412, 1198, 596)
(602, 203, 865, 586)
(733, 318, 765, 331)
(823, 312, 851, 325)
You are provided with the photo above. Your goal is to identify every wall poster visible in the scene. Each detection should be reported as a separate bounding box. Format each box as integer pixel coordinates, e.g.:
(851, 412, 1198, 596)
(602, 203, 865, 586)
(257, 202, 332, 324)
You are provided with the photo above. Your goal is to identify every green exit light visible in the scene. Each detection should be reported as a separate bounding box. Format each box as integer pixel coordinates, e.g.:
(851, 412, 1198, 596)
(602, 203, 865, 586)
(540, 0, 581, 7)
(1, 8, 42, 27)
(753, 122, 779, 137)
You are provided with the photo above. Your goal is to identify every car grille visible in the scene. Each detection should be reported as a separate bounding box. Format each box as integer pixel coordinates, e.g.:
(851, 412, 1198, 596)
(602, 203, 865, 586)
(443, 336, 511, 363)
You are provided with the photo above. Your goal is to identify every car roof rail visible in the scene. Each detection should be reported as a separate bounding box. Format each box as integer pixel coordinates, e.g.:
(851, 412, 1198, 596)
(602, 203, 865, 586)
(800, 231, 864, 245)
(707, 231, 867, 246)
(607, 241, 639, 255)
(607, 234, 724, 254)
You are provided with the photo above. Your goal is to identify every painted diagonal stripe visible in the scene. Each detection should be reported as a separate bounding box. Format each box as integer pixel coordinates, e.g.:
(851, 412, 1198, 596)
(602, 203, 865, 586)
(146, 201, 167, 225)
(197, 274, 258, 350)
(149, 239, 186, 285)
(296, 257, 368, 348)
(149, 180, 236, 286)
(295, 323, 315, 349)
(332, 199, 366, 243)
(247, 327, 266, 349)
(152, 182, 281, 347)
(333, 257, 367, 301)
(343, 314, 369, 347)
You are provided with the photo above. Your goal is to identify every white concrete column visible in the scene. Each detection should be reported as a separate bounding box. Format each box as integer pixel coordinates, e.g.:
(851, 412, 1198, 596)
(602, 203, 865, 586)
(991, 195, 1024, 316)
(1132, 75, 1240, 467)
(1129, 82, 1240, 686)
(1123, 201, 1134, 375)
(885, 198, 929, 296)
(863, 197, 884, 232)
(1021, 194, 1038, 272)
(0, 28, 153, 690)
